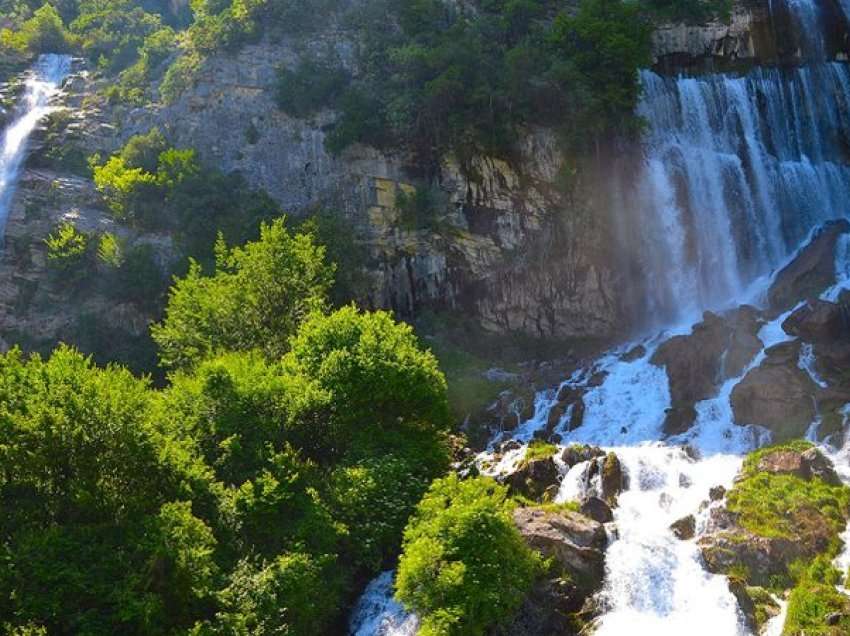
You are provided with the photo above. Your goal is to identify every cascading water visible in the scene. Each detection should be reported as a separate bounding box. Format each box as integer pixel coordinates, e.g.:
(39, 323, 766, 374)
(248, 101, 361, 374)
(0, 54, 71, 239)
(633, 62, 850, 324)
(350, 0, 850, 633)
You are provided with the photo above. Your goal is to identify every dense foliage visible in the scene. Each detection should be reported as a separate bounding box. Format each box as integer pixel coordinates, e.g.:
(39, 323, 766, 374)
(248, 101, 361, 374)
(152, 218, 333, 370)
(396, 474, 544, 636)
(302, 0, 653, 168)
(0, 220, 454, 633)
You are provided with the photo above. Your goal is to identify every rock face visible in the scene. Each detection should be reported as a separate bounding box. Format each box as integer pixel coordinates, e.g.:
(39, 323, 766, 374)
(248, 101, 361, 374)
(651, 307, 763, 435)
(670, 515, 696, 540)
(512, 508, 607, 595)
(730, 341, 819, 440)
(767, 219, 850, 313)
(783, 299, 848, 344)
(88, 32, 630, 343)
(652, 1, 776, 69)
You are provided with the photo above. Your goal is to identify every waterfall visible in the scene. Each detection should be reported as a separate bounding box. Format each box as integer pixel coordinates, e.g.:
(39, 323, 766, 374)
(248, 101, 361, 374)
(350, 1, 850, 633)
(0, 54, 71, 239)
(632, 62, 850, 324)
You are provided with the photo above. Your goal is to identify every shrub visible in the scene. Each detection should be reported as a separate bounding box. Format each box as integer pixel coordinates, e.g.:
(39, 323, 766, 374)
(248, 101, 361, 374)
(44, 221, 91, 272)
(283, 306, 451, 451)
(275, 54, 350, 119)
(3, 4, 71, 55)
(396, 474, 544, 636)
(152, 219, 334, 369)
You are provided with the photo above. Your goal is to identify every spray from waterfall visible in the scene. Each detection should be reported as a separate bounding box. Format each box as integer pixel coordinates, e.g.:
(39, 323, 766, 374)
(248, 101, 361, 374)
(0, 54, 72, 239)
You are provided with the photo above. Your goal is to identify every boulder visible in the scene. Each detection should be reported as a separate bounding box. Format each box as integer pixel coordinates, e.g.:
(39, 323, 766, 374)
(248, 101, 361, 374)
(491, 576, 583, 636)
(768, 219, 850, 313)
(651, 308, 762, 434)
(505, 456, 560, 501)
(709, 485, 727, 501)
(757, 447, 842, 486)
(700, 531, 807, 587)
(651, 311, 730, 405)
(730, 341, 819, 440)
(513, 508, 607, 595)
(782, 299, 847, 343)
(561, 444, 605, 468)
(580, 497, 614, 524)
(600, 452, 626, 506)
(670, 515, 696, 540)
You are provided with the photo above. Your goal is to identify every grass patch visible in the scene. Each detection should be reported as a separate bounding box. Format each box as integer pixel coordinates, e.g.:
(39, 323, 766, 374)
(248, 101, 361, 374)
(784, 556, 850, 635)
(726, 442, 850, 541)
(522, 440, 558, 466)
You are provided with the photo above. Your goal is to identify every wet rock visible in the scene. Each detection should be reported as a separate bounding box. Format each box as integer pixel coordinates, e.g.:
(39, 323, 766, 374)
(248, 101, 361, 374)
(621, 344, 646, 362)
(709, 485, 727, 501)
(730, 341, 819, 440)
(600, 453, 626, 506)
(561, 444, 605, 468)
(728, 579, 757, 634)
(768, 218, 850, 313)
(663, 404, 698, 437)
(491, 576, 584, 636)
(505, 456, 561, 501)
(651, 308, 762, 431)
(512, 508, 607, 595)
(580, 497, 614, 524)
(651, 311, 729, 405)
(670, 515, 696, 540)
(782, 299, 847, 344)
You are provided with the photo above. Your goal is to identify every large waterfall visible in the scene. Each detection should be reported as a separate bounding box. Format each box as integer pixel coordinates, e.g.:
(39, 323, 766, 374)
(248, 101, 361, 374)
(632, 62, 850, 324)
(0, 54, 71, 238)
(350, 0, 850, 633)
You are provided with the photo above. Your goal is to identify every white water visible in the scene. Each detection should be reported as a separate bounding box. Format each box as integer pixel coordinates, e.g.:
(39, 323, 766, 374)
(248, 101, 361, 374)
(0, 54, 71, 238)
(350, 0, 850, 632)
(349, 572, 419, 636)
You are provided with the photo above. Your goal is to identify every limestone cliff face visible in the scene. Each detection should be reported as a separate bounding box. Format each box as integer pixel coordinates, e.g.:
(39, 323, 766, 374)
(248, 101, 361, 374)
(83, 31, 631, 341)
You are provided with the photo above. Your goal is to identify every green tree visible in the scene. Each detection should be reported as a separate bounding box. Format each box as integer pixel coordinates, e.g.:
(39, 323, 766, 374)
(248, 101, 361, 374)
(283, 306, 451, 453)
(152, 219, 333, 369)
(396, 474, 543, 636)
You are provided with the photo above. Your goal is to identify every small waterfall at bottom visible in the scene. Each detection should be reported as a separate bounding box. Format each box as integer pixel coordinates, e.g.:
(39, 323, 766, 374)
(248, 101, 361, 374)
(587, 448, 745, 635)
(0, 53, 72, 237)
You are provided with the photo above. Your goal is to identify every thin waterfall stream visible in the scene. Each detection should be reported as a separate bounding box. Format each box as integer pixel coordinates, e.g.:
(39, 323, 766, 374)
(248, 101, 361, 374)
(349, 0, 850, 633)
(0, 54, 72, 239)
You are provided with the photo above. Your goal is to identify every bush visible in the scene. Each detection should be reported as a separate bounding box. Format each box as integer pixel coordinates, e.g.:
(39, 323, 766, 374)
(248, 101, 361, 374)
(283, 306, 451, 452)
(396, 474, 544, 636)
(152, 219, 334, 369)
(275, 54, 350, 119)
(44, 221, 91, 272)
(2, 4, 71, 55)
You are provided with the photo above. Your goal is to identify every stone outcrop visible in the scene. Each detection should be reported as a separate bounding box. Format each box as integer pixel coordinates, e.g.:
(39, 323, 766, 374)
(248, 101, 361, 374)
(756, 447, 842, 486)
(512, 508, 607, 595)
(670, 515, 696, 540)
(783, 299, 849, 344)
(652, 1, 776, 69)
(700, 446, 848, 588)
(505, 455, 561, 501)
(651, 307, 763, 435)
(768, 219, 850, 313)
(730, 341, 819, 440)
